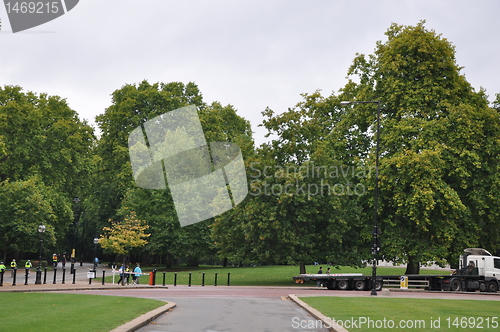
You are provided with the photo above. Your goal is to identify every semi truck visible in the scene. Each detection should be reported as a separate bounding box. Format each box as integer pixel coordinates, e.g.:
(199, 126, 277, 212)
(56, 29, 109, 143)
(292, 248, 500, 292)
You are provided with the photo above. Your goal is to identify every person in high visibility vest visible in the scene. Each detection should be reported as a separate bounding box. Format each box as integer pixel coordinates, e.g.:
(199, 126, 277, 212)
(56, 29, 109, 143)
(52, 254, 58, 267)
(0, 262, 6, 273)
(10, 259, 17, 277)
(25, 260, 32, 274)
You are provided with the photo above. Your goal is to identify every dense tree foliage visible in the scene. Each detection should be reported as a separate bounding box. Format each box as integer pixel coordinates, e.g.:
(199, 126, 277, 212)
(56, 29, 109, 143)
(338, 22, 500, 273)
(3, 22, 500, 274)
(0, 86, 94, 260)
(90, 80, 253, 266)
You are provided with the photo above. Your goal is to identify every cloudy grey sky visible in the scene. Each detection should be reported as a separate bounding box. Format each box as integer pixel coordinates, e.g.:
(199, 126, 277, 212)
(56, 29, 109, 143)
(1, 0, 499, 145)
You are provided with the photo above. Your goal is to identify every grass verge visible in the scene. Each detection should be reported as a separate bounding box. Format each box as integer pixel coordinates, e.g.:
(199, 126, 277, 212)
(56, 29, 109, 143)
(299, 297, 500, 332)
(0, 292, 166, 332)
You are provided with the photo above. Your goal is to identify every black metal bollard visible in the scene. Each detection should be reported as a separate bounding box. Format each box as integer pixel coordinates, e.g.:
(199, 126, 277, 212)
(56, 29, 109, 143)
(102, 270, 106, 285)
(24, 268, 29, 285)
(227, 273, 231, 286)
(62, 268, 66, 284)
(174, 272, 177, 286)
(202, 272, 205, 286)
(43, 267, 47, 284)
(35, 268, 42, 285)
(188, 272, 192, 287)
(162, 272, 166, 286)
(53, 268, 57, 284)
(72, 268, 76, 284)
(214, 272, 218, 286)
(12, 268, 17, 286)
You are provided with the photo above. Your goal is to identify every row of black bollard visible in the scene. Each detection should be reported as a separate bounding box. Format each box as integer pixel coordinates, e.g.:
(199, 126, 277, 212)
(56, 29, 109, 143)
(5, 268, 230, 287)
(7, 267, 72, 286)
(153, 272, 231, 287)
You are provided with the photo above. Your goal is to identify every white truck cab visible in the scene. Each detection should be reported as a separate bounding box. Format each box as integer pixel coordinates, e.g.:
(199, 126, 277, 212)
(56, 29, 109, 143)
(461, 248, 500, 278)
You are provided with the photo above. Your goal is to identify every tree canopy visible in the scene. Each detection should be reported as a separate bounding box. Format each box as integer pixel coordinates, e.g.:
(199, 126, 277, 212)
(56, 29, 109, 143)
(2, 22, 500, 274)
(0, 85, 94, 260)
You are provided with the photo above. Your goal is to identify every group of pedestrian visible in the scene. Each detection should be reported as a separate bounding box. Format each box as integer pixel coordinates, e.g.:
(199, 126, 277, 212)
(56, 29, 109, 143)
(52, 253, 68, 268)
(316, 266, 331, 287)
(117, 263, 143, 285)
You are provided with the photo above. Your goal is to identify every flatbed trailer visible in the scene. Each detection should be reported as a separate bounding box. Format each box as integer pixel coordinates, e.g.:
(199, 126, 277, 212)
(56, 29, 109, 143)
(293, 273, 383, 291)
(293, 248, 500, 293)
(293, 272, 499, 292)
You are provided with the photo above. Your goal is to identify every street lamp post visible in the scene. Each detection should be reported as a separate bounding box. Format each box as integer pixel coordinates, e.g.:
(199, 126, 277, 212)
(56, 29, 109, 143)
(72, 196, 80, 273)
(340, 100, 381, 295)
(35, 223, 46, 284)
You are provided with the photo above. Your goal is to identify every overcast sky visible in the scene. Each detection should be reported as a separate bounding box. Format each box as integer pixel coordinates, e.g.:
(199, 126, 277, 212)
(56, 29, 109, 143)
(1, 0, 499, 145)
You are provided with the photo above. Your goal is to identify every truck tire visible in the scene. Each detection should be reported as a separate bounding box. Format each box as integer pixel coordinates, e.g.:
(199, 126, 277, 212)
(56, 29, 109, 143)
(487, 281, 498, 293)
(354, 280, 365, 291)
(326, 279, 336, 290)
(450, 279, 462, 291)
(337, 280, 350, 290)
(374, 280, 383, 291)
(479, 281, 487, 292)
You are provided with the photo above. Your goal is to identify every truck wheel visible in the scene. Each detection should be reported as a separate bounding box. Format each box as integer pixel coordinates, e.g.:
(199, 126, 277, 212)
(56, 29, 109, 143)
(487, 281, 498, 293)
(326, 279, 336, 290)
(354, 280, 365, 291)
(450, 279, 462, 291)
(337, 280, 350, 290)
(479, 282, 487, 292)
(374, 280, 383, 291)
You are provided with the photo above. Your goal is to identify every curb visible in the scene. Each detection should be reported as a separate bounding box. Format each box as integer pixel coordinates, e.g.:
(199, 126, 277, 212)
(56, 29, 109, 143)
(289, 294, 348, 332)
(0, 285, 169, 292)
(109, 301, 177, 332)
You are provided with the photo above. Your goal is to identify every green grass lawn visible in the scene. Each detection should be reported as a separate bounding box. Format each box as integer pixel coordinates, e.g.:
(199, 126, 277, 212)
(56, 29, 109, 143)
(299, 297, 500, 332)
(0, 293, 166, 332)
(107, 264, 450, 287)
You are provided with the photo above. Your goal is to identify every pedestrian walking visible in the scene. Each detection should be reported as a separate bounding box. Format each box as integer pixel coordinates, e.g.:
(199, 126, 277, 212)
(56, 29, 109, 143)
(316, 266, 323, 287)
(133, 263, 142, 285)
(117, 264, 125, 285)
(52, 253, 58, 268)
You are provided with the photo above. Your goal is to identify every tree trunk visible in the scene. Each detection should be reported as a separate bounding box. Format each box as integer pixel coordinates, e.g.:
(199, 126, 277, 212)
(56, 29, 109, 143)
(299, 262, 306, 274)
(187, 256, 199, 267)
(405, 256, 420, 274)
(166, 253, 173, 269)
(223, 257, 228, 267)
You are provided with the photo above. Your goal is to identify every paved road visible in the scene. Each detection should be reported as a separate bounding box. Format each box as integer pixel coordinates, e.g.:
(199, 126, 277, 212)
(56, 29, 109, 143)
(137, 297, 325, 332)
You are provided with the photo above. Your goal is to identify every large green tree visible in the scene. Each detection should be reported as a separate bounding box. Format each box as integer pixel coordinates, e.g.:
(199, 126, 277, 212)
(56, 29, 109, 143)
(340, 22, 500, 273)
(212, 92, 371, 274)
(0, 85, 95, 257)
(91, 81, 253, 266)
